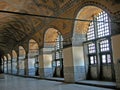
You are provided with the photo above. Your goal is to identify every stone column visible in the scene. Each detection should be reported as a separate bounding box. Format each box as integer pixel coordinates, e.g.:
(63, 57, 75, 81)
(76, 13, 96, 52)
(63, 46, 75, 82)
(39, 48, 53, 78)
(24, 51, 28, 76)
(111, 35, 120, 89)
(39, 51, 44, 78)
(63, 46, 86, 82)
(63, 33, 86, 82)
(72, 46, 86, 81)
(111, 16, 120, 89)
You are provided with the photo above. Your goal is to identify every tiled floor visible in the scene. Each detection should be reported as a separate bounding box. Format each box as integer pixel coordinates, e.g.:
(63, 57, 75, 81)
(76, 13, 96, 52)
(76, 80, 116, 89)
(0, 75, 115, 90)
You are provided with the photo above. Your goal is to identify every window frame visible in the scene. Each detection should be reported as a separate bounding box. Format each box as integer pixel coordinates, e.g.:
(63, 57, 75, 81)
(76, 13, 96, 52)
(85, 11, 112, 65)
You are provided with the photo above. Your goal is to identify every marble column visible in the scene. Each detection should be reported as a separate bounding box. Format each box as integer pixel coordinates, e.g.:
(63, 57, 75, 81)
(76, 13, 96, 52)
(63, 46, 75, 82)
(39, 48, 52, 78)
(111, 35, 120, 89)
(110, 15, 120, 88)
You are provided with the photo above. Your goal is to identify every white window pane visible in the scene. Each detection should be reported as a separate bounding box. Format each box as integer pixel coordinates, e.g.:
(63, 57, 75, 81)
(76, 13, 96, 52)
(102, 55, 106, 63)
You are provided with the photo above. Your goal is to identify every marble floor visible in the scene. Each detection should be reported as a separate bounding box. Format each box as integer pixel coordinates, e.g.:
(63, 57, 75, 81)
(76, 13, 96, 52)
(0, 75, 115, 90)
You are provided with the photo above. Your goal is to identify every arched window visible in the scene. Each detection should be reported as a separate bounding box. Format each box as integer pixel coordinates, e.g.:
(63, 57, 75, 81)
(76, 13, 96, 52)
(28, 39, 39, 76)
(73, 5, 114, 81)
(84, 10, 114, 81)
(86, 11, 111, 65)
(55, 33, 63, 60)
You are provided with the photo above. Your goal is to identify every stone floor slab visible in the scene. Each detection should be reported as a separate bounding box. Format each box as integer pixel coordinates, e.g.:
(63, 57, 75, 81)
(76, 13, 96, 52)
(0, 75, 115, 90)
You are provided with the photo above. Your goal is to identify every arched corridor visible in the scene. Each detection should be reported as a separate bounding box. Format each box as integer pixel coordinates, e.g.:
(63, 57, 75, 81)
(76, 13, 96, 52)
(0, 0, 120, 89)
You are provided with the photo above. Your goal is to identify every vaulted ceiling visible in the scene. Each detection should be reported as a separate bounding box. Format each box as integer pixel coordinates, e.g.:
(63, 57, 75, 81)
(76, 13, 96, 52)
(0, 0, 120, 56)
(0, 0, 71, 55)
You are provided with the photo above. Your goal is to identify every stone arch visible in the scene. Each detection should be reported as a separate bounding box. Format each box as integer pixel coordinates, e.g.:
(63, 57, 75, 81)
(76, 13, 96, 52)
(7, 54, 11, 60)
(22, 42, 29, 53)
(12, 50, 17, 74)
(44, 26, 62, 36)
(19, 46, 26, 58)
(18, 46, 26, 75)
(12, 50, 17, 58)
(44, 28, 63, 47)
(43, 28, 64, 78)
(29, 39, 39, 57)
(73, 0, 113, 19)
(28, 39, 39, 76)
(31, 37, 40, 47)
(73, 6, 110, 36)
(72, 1, 114, 36)
(29, 39, 39, 52)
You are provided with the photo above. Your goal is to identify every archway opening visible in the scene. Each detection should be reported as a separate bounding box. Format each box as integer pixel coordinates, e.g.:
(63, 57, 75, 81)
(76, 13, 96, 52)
(28, 39, 39, 76)
(73, 6, 115, 81)
(12, 50, 17, 74)
(19, 46, 26, 75)
(3, 56, 7, 73)
(44, 28, 64, 78)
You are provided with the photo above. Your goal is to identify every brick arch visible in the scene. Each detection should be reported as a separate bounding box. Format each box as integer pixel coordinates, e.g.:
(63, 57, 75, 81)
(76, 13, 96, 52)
(72, 0, 114, 36)
(7, 54, 11, 60)
(19, 46, 26, 56)
(20, 42, 29, 53)
(3, 55, 7, 61)
(74, 6, 102, 34)
(12, 50, 17, 58)
(74, 1, 113, 17)
(29, 39, 39, 50)
(43, 25, 63, 37)
(44, 27, 63, 48)
(30, 37, 40, 47)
